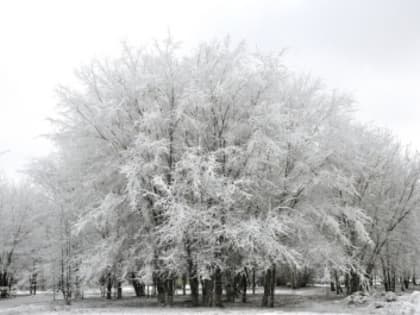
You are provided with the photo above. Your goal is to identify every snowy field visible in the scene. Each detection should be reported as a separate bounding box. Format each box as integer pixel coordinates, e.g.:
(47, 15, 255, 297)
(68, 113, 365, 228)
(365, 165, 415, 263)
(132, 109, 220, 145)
(2, 287, 420, 315)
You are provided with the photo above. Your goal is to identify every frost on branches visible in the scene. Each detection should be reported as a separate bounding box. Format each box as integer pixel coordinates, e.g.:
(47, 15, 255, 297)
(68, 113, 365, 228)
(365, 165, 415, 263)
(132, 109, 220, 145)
(22, 37, 420, 307)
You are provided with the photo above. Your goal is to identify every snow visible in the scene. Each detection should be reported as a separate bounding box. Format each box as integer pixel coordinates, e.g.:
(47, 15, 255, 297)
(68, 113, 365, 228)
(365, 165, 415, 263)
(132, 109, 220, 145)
(0, 299, 414, 315)
(0, 307, 357, 315)
(2, 288, 420, 315)
(0, 292, 359, 315)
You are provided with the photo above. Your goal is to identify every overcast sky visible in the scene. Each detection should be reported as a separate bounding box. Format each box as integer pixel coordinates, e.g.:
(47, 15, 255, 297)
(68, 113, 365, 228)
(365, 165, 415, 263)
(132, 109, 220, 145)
(1, 0, 419, 179)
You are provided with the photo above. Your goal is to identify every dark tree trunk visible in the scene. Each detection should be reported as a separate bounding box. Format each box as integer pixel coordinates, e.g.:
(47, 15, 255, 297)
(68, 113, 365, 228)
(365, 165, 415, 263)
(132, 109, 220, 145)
(8, 274, 12, 291)
(106, 274, 112, 299)
(202, 278, 214, 306)
(232, 274, 239, 301)
(346, 270, 360, 294)
(252, 268, 256, 295)
(225, 271, 235, 303)
(166, 278, 174, 306)
(156, 276, 166, 305)
(29, 273, 38, 296)
(404, 277, 410, 290)
(132, 273, 139, 297)
(132, 274, 145, 297)
(262, 268, 271, 307)
(374, 269, 377, 288)
(186, 249, 199, 306)
(0, 272, 7, 286)
(185, 240, 199, 306)
(365, 262, 374, 280)
(117, 281, 122, 299)
(334, 271, 342, 295)
(201, 278, 206, 305)
(182, 273, 187, 296)
(214, 268, 223, 307)
(269, 264, 276, 307)
(190, 276, 199, 306)
(391, 269, 396, 291)
(241, 273, 247, 303)
(381, 262, 396, 292)
(152, 282, 157, 296)
(261, 265, 276, 307)
(74, 276, 81, 299)
(383, 267, 389, 291)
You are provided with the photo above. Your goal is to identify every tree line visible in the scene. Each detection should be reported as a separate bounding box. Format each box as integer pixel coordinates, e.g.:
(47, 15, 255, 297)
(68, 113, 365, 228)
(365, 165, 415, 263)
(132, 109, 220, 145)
(1, 37, 420, 307)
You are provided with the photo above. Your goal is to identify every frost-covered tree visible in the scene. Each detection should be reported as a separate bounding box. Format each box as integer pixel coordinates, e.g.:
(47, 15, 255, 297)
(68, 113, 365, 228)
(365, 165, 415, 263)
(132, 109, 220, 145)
(28, 36, 420, 308)
(0, 179, 52, 293)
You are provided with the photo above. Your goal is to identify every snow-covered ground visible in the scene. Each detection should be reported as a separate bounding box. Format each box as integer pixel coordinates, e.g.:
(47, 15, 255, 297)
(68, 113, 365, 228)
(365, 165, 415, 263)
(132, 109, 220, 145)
(1, 289, 420, 315)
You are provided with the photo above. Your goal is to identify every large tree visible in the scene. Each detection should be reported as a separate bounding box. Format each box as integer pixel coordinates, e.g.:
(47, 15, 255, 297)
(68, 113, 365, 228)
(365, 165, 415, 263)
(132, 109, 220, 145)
(27, 37, 420, 307)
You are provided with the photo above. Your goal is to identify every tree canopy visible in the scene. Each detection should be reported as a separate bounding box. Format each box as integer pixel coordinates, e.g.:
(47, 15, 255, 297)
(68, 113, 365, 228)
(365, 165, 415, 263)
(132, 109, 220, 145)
(2, 37, 419, 307)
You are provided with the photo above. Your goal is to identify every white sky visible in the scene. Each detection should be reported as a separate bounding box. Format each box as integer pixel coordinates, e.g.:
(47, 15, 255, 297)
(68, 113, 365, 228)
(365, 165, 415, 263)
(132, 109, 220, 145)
(1, 0, 420, 179)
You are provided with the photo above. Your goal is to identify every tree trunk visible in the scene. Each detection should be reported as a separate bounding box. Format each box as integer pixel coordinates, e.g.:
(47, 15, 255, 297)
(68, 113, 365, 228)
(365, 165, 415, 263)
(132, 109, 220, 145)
(291, 267, 297, 289)
(404, 276, 410, 290)
(152, 282, 156, 296)
(225, 271, 235, 303)
(201, 278, 206, 305)
(391, 268, 396, 291)
(269, 264, 276, 307)
(202, 278, 214, 306)
(232, 274, 239, 302)
(214, 268, 223, 307)
(374, 269, 377, 289)
(106, 274, 112, 299)
(185, 240, 200, 306)
(261, 268, 271, 307)
(346, 270, 360, 294)
(156, 276, 166, 305)
(252, 268, 256, 295)
(132, 273, 145, 297)
(186, 249, 199, 307)
(190, 276, 199, 306)
(383, 268, 389, 292)
(334, 271, 342, 295)
(182, 273, 187, 296)
(117, 281, 122, 299)
(74, 276, 81, 299)
(29, 276, 33, 295)
(241, 273, 247, 303)
(381, 258, 396, 292)
(1, 272, 8, 286)
(64, 290, 71, 305)
(166, 278, 174, 306)
(132, 272, 139, 297)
